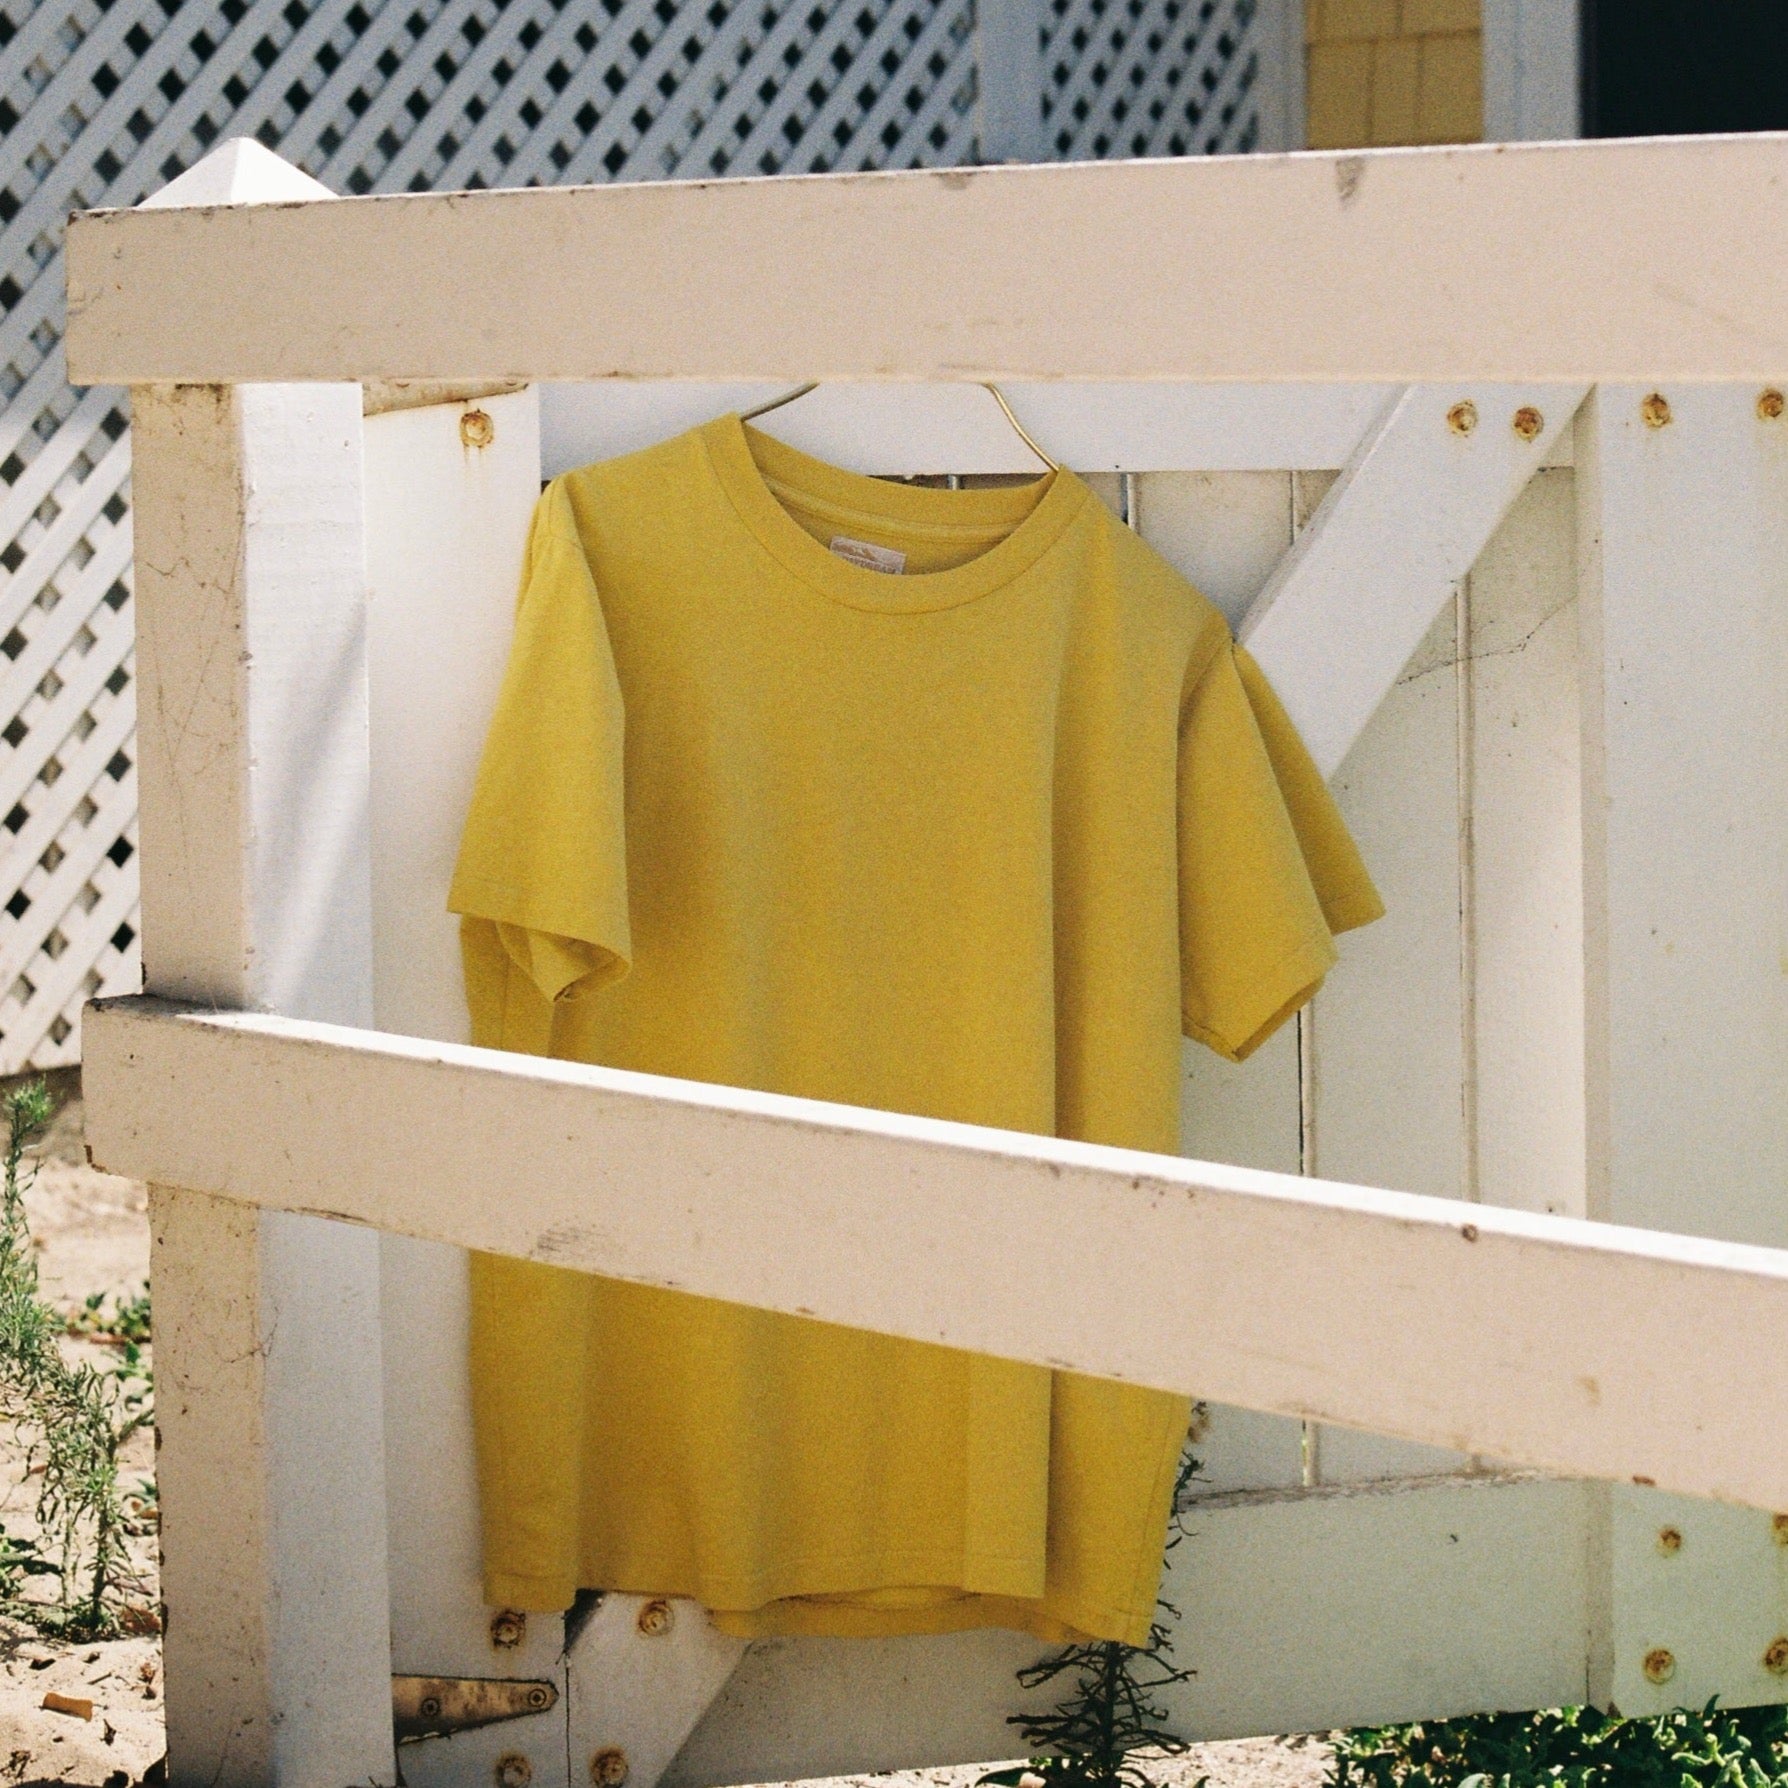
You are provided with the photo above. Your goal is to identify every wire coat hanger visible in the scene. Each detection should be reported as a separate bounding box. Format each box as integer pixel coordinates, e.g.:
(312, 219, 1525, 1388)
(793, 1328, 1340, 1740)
(737, 380, 1062, 473)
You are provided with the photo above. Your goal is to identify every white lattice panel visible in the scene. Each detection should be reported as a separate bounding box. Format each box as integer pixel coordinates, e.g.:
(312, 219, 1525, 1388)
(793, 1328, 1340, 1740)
(0, 0, 1272, 1074)
(1043, 0, 1262, 159)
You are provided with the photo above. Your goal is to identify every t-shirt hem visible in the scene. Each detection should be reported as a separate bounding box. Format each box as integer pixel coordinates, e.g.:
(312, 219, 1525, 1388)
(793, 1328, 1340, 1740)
(1322, 886, 1387, 937)
(478, 1571, 1160, 1647)
(708, 1590, 1152, 1646)
(484, 1569, 579, 1612)
(1184, 930, 1338, 1064)
(576, 1548, 1047, 1613)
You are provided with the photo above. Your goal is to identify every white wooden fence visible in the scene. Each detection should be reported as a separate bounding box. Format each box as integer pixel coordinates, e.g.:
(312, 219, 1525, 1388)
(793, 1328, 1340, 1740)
(66, 129, 1788, 1788)
(0, 0, 1289, 1078)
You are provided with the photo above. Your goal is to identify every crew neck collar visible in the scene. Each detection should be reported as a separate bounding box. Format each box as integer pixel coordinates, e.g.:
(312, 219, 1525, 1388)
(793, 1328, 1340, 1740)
(700, 414, 1090, 614)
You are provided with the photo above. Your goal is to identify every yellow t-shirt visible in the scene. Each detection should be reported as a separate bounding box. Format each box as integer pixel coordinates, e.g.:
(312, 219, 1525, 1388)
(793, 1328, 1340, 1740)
(449, 416, 1383, 1648)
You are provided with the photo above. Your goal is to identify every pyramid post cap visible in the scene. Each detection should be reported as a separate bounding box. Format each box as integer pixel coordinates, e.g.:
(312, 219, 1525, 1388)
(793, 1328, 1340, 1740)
(140, 138, 335, 209)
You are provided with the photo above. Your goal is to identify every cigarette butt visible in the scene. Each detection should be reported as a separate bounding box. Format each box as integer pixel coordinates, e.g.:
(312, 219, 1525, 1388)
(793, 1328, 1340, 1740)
(43, 1691, 94, 1720)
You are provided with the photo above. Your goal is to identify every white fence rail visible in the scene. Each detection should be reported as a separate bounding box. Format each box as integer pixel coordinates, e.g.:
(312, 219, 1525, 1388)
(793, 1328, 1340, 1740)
(84, 994, 1788, 1517)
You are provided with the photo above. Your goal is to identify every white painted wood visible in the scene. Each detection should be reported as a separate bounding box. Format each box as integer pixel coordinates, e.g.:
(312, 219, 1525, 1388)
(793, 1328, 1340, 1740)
(666, 1628, 1049, 1785)
(1311, 599, 1472, 1483)
(361, 387, 579, 1788)
(364, 388, 538, 1049)
(1249, 0, 1306, 153)
(1579, 384, 1788, 1249)
(1160, 1476, 1592, 1738)
(1577, 383, 1788, 1714)
(63, 137, 1788, 385)
(1608, 1488, 1788, 1719)
(1320, 603, 1463, 1205)
(1132, 470, 1297, 624)
(82, 995, 1788, 1516)
(538, 382, 1401, 475)
(566, 1596, 752, 1788)
(646, 1476, 1593, 1781)
(130, 374, 394, 1784)
(1240, 383, 1586, 778)
(139, 134, 335, 208)
(976, 0, 1044, 162)
(1482, 0, 1580, 142)
(1467, 468, 1585, 1219)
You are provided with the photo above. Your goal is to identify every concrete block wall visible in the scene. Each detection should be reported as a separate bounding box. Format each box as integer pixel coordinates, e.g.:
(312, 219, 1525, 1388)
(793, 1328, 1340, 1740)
(1305, 0, 1483, 147)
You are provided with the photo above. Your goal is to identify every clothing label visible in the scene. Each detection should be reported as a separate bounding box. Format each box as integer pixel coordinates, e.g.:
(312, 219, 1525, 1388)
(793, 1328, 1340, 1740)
(829, 535, 906, 575)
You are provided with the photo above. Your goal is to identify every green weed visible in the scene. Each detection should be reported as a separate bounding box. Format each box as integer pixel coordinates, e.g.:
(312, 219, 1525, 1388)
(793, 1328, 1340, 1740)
(0, 1079, 152, 1637)
(1332, 1702, 1788, 1788)
(66, 1285, 152, 1348)
(985, 1447, 1206, 1788)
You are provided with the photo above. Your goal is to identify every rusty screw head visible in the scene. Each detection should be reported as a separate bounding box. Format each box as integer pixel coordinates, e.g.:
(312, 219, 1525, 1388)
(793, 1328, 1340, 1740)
(1642, 1647, 1677, 1685)
(1641, 392, 1673, 429)
(461, 408, 496, 450)
(590, 1747, 631, 1787)
(1447, 401, 1478, 437)
(636, 1598, 676, 1638)
(419, 1694, 443, 1720)
(1511, 406, 1544, 443)
(489, 1608, 526, 1650)
(526, 1684, 553, 1712)
(1766, 1637, 1788, 1676)
(1760, 389, 1785, 422)
(495, 1755, 533, 1788)
(1656, 1526, 1683, 1556)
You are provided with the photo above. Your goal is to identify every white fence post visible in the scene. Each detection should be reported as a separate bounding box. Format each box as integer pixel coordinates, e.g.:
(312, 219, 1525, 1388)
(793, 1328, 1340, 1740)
(129, 143, 395, 1788)
(1481, 0, 1581, 142)
(978, 0, 1044, 162)
(1577, 382, 1788, 1712)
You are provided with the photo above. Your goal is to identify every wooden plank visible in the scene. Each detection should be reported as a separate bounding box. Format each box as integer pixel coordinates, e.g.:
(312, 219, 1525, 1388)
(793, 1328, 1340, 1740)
(1482, 0, 1580, 142)
(131, 378, 395, 1788)
(363, 389, 577, 1788)
(63, 135, 1788, 385)
(1309, 596, 1472, 1484)
(975, 0, 1043, 162)
(1577, 383, 1788, 1713)
(1467, 468, 1585, 1219)
(1241, 383, 1585, 778)
(81, 995, 1788, 1516)
(1159, 1475, 1591, 1740)
(664, 1476, 1588, 1781)
(564, 1596, 752, 1788)
(539, 382, 1402, 474)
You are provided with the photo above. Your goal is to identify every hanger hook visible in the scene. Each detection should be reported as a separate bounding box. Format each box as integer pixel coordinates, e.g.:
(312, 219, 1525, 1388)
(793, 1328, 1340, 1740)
(739, 381, 818, 422)
(981, 383, 1061, 473)
(738, 379, 1061, 475)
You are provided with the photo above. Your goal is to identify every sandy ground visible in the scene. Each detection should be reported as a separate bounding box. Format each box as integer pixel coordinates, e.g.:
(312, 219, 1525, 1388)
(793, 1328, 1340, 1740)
(0, 1085, 1331, 1788)
(814, 1745, 1331, 1788)
(0, 1081, 162, 1786)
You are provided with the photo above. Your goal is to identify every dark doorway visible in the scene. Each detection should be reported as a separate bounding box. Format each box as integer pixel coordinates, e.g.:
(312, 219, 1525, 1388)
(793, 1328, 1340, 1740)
(1583, 0, 1788, 137)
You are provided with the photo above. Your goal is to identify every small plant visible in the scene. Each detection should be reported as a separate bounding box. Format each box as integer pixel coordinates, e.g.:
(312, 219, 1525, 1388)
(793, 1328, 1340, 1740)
(0, 1079, 153, 1636)
(984, 1446, 1204, 1788)
(1332, 1701, 1788, 1788)
(66, 1285, 152, 1348)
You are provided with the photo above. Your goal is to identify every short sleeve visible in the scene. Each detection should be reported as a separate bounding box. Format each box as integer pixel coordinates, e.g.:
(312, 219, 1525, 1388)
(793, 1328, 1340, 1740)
(1178, 641, 1383, 1064)
(449, 480, 631, 1044)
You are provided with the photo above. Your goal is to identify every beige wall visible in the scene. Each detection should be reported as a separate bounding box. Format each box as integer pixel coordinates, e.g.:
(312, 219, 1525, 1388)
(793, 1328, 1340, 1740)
(1306, 0, 1483, 148)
